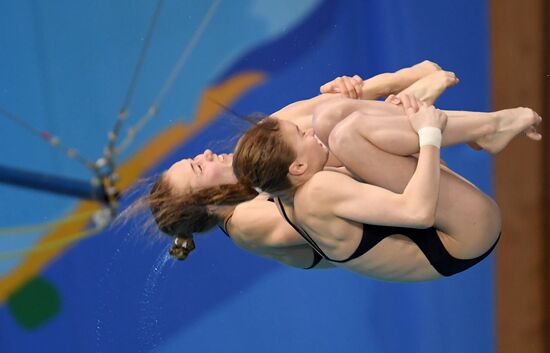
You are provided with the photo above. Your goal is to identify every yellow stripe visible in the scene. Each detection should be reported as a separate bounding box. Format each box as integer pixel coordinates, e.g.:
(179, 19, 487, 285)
(0, 210, 97, 236)
(0, 71, 266, 302)
(0, 227, 105, 261)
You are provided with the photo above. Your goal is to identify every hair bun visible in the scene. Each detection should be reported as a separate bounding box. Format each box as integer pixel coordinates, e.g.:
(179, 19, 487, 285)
(169, 237, 196, 260)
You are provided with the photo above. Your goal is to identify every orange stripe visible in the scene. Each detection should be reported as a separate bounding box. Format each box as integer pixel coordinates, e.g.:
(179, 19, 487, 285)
(0, 71, 265, 302)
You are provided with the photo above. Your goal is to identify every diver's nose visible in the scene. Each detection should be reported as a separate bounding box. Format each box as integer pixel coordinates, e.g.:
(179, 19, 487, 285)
(203, 149, 214, 161)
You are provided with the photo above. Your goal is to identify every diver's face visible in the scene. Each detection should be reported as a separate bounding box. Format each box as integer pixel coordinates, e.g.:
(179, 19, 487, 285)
(164, 149, 237, 192)
(278, 119, 329, 176)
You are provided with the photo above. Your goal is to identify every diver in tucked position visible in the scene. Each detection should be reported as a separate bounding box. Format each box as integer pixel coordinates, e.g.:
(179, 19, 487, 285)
(140, 61, 540, 279)
(232, 93, 541, 280)
(144, 61, 454, 269)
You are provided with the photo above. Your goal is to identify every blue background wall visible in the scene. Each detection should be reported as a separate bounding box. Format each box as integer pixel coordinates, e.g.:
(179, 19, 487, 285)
(0, 1, 494, 352)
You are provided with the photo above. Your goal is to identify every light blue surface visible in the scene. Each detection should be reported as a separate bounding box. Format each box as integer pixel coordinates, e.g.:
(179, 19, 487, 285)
(0, 1, 495, 352)
(0, 0, 320, 275)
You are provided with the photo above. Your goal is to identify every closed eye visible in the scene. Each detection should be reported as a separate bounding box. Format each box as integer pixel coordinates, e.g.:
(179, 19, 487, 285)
(295, 125, 305, 137)
(190, 161, 203, 174)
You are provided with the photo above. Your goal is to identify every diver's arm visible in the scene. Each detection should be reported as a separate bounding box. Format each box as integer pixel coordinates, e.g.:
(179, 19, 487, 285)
(309, 148, 439, 229)
(310, 105, 447, 228)
(313, 70, 457, 146)
(273, 64, 436, 130)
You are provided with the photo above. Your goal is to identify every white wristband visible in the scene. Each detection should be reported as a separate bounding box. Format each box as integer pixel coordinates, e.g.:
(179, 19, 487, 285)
(418, 127, 442, 148)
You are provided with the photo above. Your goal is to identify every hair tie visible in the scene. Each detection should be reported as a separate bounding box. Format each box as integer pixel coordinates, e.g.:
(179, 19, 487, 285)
(169, 236, 195, 260)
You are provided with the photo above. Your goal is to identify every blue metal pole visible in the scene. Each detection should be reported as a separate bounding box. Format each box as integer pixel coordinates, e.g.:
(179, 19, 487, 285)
(0, 164, 109, 203)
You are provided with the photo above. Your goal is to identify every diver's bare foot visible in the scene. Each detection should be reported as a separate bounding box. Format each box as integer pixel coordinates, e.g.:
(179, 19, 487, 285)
(408, 60, 442, 78)
(475, 107, 543, 154)
(398, 70, 459, 105)
(395, 60, 442, 83)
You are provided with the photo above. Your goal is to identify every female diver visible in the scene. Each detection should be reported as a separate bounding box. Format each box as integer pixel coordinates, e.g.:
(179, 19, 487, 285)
(141, 61, 460, 270)
(232, 94, 542, 281)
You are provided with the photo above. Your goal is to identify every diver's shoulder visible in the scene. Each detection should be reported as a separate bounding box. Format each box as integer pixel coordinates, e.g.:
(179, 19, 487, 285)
(306, 169, 348, 190)
(228, 198, 279, 246)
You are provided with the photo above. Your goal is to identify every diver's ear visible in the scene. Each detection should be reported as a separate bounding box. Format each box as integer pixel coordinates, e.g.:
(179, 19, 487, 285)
(288, 160, 307, 176)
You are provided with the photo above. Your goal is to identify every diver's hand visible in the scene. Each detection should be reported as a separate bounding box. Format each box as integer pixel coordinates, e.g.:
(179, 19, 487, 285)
(385, 93, 424, 114)
(408, 103, 448, 132)
(320, 75, 363, 99)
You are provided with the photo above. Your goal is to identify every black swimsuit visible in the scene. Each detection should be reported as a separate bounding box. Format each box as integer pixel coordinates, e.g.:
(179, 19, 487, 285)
(276, 198, 499, 277)
(218, 198, 323, 269)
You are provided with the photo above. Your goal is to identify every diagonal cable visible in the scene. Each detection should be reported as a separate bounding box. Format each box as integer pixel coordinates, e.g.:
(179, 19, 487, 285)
(0, 106, 98, 171)
(119, 0, 165, 114)
(115, 0, 222, 157)
(104, 0, 166, 171)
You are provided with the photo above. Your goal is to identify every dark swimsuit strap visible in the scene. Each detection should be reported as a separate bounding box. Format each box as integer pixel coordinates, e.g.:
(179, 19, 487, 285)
(275, 198, 331, 260)
(276, 198, 408, 263)
(218, 213, 233, 238)
(304, 250, 323, 269)
(275, 198, 500, 274)
(220, 198, 322, 269)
